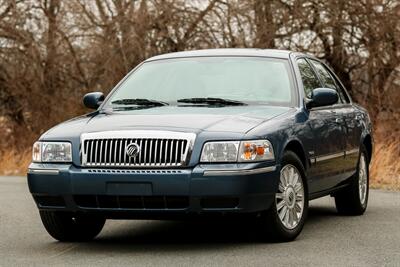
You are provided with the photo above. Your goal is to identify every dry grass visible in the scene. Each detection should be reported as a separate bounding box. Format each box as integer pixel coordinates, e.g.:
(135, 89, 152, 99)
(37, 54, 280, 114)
(0, 149, 31, 176)
(370, 139, 400, 191)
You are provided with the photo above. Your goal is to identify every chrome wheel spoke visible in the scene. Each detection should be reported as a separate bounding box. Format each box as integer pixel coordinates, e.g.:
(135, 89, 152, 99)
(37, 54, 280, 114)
(283, 169, 290, 186)
(292, 173, 299, 187)
(280, 173, 287, 188)
(294, 182, 302, 193)
(288, 209, 293, 226)
(292, 209, 298, 225)
(279, 183, 285, 192)
(276, 200, 285, 211)
(279, 206, 288, 221)
(284, 208, 290, 225)
(295, 202, 302, 212)
(288, 167, 295, 185)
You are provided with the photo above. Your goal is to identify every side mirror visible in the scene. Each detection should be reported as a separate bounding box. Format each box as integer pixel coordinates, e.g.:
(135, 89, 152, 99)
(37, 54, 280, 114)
(306, 88, 338, 109)
(83, 92, 104, 109)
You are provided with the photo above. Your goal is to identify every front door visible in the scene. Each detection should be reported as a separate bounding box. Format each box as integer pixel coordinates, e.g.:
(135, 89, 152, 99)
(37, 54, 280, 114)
(307, 107, 346, 192)
(296, 58, 347, 193)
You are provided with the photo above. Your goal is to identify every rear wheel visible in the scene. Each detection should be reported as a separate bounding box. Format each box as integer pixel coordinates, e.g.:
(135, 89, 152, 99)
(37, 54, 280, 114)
(39, 211, 105, 242)
(334, 145, 369, 215)
(258, 151, 308, 242)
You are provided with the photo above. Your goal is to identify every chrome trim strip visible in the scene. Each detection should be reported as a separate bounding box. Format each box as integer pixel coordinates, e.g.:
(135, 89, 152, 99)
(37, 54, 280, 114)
(169, 140, 173, 165)
(203, 166, 277, 176)
(315, 152, 344, 163)
(345, 148, 359, 156)
(85, 168, 187, 174)
(81, 130, 196, 140)
(28, 169, 60, 175)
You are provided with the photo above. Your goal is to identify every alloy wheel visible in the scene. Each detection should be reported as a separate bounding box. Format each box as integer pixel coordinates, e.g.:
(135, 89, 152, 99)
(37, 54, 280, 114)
(276, 164, 305, 230)
(358, 153, 368, 205)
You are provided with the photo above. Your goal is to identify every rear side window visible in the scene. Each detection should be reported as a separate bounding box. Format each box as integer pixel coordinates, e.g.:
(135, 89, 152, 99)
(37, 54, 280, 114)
(330, 73, 351, 103)
(309, 60, 337, 89)
(297, 58, 321, 98)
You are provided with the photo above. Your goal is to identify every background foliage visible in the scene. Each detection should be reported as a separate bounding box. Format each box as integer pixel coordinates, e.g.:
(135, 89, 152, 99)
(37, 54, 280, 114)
(0, 0, 399, 189)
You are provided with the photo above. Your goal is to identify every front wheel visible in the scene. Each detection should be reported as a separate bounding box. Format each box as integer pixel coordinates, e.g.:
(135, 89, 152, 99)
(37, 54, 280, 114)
(334, 145, 369, 215)
(258, 151, 308, 242)
(39, 211, 105, 242)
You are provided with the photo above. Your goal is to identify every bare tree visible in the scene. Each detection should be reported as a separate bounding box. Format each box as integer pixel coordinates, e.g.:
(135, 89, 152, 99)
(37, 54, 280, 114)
(0, 0, 399, 183)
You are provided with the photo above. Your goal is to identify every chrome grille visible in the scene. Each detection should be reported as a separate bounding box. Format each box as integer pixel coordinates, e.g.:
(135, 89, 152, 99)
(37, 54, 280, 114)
(81, 131, 196, 168)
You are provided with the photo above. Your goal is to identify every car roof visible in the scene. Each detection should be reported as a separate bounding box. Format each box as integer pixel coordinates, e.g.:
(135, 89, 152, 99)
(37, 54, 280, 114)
(145, 48, 308, 61)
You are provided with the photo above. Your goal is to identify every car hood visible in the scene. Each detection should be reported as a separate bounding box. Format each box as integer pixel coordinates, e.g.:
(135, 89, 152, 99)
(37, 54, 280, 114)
(42, 105, 293, 139)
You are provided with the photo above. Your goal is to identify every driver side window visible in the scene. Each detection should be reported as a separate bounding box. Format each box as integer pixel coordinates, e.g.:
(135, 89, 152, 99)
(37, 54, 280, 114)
(297, 58, 321, 99)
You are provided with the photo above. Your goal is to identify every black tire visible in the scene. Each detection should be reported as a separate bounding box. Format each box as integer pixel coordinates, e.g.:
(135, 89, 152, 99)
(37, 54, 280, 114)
(334, 145, 369, 215)
(257, 151, 309, 242)
(39, 211, 105, 242)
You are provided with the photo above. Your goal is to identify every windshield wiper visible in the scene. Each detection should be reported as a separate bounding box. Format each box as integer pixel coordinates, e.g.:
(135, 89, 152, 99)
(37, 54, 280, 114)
(111, 98, 168, 106)
(177, 97, 246, 106)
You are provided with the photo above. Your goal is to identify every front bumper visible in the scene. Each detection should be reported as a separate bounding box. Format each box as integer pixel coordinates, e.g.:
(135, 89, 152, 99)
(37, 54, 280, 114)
(27, 162, 280, 218)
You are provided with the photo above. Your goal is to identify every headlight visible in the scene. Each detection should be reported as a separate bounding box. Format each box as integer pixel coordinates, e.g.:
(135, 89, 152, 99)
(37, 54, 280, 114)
(200, 140, 274, 163)
(200, 141, 240, 162)
(32, 142, 72, 163)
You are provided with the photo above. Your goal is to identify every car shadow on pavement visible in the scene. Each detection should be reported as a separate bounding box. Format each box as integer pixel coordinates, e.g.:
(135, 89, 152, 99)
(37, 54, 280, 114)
(70, 204, 342, 251)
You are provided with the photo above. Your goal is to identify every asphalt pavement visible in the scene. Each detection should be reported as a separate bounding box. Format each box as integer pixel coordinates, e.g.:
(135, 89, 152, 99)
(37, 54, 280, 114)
(0, 176, 399, 266)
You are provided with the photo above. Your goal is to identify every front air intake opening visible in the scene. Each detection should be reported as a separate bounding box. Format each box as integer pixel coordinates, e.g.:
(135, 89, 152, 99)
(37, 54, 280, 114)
(200, 197, 239, 209)
(74, 195, 189, 210)
(34, 195, 66, 207)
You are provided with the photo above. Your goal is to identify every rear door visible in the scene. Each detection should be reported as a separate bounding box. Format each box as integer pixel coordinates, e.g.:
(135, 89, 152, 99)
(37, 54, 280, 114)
(296, 58, 346, 193)
(323, 67, 361, 175)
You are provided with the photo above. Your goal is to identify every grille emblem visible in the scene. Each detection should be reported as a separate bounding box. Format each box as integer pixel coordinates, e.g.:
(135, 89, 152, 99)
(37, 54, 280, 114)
(126, 143, 140, 158)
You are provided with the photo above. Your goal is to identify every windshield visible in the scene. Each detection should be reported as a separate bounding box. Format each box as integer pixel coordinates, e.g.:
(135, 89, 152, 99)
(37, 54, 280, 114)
(104, 57, 296, 108)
